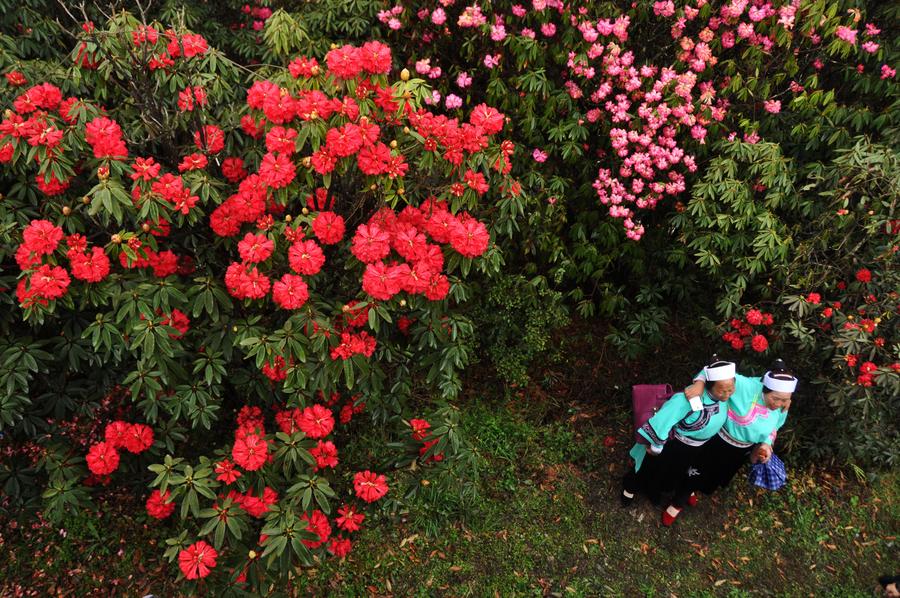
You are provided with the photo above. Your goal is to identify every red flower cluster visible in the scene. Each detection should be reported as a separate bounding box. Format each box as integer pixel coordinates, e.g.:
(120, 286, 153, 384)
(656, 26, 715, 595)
(232, 406, 270, 471)
(178, 86, 208, 112)
(178, 540, 217, 580)
(301, 509, 332, 548)
(721, 308, 774, 352)
(352, 470, 388, 503)
(354, 201, 488, 302)
(330, 330, 377, 360)
(86, 420, 154, 475)
(84, 117, 128, 159)
(325, 41, 393, 79)
(225, 486, 278, 518)
(146, 489, 175, 519)
(409, 418, 444, 463)
(16, 221, 113, 306)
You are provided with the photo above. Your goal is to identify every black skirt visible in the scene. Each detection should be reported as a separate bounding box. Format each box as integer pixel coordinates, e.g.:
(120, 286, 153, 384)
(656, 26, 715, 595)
(624, 437, 704, 506)
(693, 433, 752, 494)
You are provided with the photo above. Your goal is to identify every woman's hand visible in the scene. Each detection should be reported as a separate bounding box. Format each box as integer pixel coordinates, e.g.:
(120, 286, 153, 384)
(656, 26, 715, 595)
(752, 443, 773, 464)
(684, 379, 704, 400)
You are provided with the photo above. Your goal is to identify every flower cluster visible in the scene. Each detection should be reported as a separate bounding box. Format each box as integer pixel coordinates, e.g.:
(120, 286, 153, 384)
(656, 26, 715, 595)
(721, 308, 774, 353)
(85, 420, 154, 476)
(409, 418, 443, 463)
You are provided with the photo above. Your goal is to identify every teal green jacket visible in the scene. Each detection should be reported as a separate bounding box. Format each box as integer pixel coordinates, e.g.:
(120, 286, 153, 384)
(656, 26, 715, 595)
(629, 391, 727, 471)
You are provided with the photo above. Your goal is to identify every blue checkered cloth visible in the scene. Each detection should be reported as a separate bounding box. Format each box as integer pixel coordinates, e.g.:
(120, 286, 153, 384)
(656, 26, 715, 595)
(748, 453, 787, 490)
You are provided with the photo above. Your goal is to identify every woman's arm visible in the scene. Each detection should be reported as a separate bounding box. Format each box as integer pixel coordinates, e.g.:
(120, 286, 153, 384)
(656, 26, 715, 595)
(684, 378, 705, 400)
(637, 393, 692, 451)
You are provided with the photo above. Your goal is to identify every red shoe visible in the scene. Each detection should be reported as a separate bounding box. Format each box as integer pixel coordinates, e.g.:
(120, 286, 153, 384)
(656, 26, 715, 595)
(661, 505, 682, 527)
(687, 493, 698, 507)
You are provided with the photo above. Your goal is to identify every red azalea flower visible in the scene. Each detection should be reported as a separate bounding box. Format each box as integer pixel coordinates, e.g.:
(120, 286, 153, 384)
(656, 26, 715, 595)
(215, 459, 242, 484)
(69, 247, 111, 283)
(351, 224, 391, 263)
(272, 273, 309, 310)
(310, 440, 339, 470)
(177, 152, 208, 172)
(359, 41, 392, 74)
(361, 261, 404, 300)
(221, 157, 247, 182)
(237, 232, 274, 263)
(312, 211, 345, 245)
(86, 441, 119, 475)
(449, 216, 489, 258)
(301, 509, 332, 548)
(469, 103, 505, 135)
(178, 540, 217, 580)
(855, 268, 872, 283)
(335, 504, 365, 532)
(258, 151, 296, 188)
(745, 309, 763, 326)
(750, 334, 769, 353)
(28, 265, 70, 300)
(288, 239, 325, 275)
(124, 423, 154, 453)
(328, 536, 352, 557)
(146, 489, 175, 519)
(104, 421, 131, 449)
(22, 219, 63, 255)
(194, 124, 224, 154)
(353, 470, 388, 503)
(232, 432, 269, 471)
(297, 404, 335, 439)
(410, 419, 430, 441)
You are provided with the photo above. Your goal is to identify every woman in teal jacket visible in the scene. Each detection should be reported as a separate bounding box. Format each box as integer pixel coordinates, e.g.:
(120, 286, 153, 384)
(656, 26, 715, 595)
(623, 358, 736, 526)
(684, 359, 797, 494)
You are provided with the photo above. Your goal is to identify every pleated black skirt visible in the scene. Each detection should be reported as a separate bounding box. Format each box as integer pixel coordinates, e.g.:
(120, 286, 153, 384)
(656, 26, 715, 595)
(693, 433, 752, 494)
(624, 437, 703, 506)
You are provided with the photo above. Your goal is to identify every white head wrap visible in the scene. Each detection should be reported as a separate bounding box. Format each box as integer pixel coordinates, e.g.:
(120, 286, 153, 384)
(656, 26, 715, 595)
(704, 361, 736, 381)
(763, 372, 798, 393)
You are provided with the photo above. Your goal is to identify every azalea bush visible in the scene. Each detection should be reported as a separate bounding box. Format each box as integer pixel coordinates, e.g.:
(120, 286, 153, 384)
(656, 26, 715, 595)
(0, 9, 524, 588)
(696, 137, 899, 469)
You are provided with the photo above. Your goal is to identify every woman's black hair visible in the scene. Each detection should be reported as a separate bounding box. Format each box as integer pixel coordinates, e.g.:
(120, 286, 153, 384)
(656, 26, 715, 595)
(763, 358, 795, 394)
(704, 354, 734, 392)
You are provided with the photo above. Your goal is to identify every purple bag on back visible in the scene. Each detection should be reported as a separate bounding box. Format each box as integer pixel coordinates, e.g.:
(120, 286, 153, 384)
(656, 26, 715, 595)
(631, 384, 674, 442)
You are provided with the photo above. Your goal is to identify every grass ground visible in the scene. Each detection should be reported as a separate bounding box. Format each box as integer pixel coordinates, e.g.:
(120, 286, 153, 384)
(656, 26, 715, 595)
(1, 327, 897, 596)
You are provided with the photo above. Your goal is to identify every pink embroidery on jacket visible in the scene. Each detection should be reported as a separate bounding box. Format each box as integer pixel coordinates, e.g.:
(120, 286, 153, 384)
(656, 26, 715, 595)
(728, 401, 771, 427)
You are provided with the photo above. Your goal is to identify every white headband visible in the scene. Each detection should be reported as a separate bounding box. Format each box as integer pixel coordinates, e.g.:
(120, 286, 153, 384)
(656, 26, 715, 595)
(763, 372, 797, 393)
(705, 362, 736, 381)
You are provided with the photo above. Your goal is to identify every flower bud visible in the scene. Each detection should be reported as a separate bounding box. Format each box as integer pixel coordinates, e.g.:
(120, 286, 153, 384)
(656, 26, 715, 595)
(232, 325, 239, 332)
(301, 157, 312, 168)
(141, 223, 151, 233)
(62, 206, 71, 216)
(97, 166, 109, 180)
(285, 214, 292, 222)
(390, 140, 398, 149)
(301, 207, 309, 215)
(399, 299, 407, 307)
(403, 126, 410, 134)
(82, 195, 91, 205)
(110, 234, 122, 244)
(400, 68, 410, 81)
(248, 550, 257, 559)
